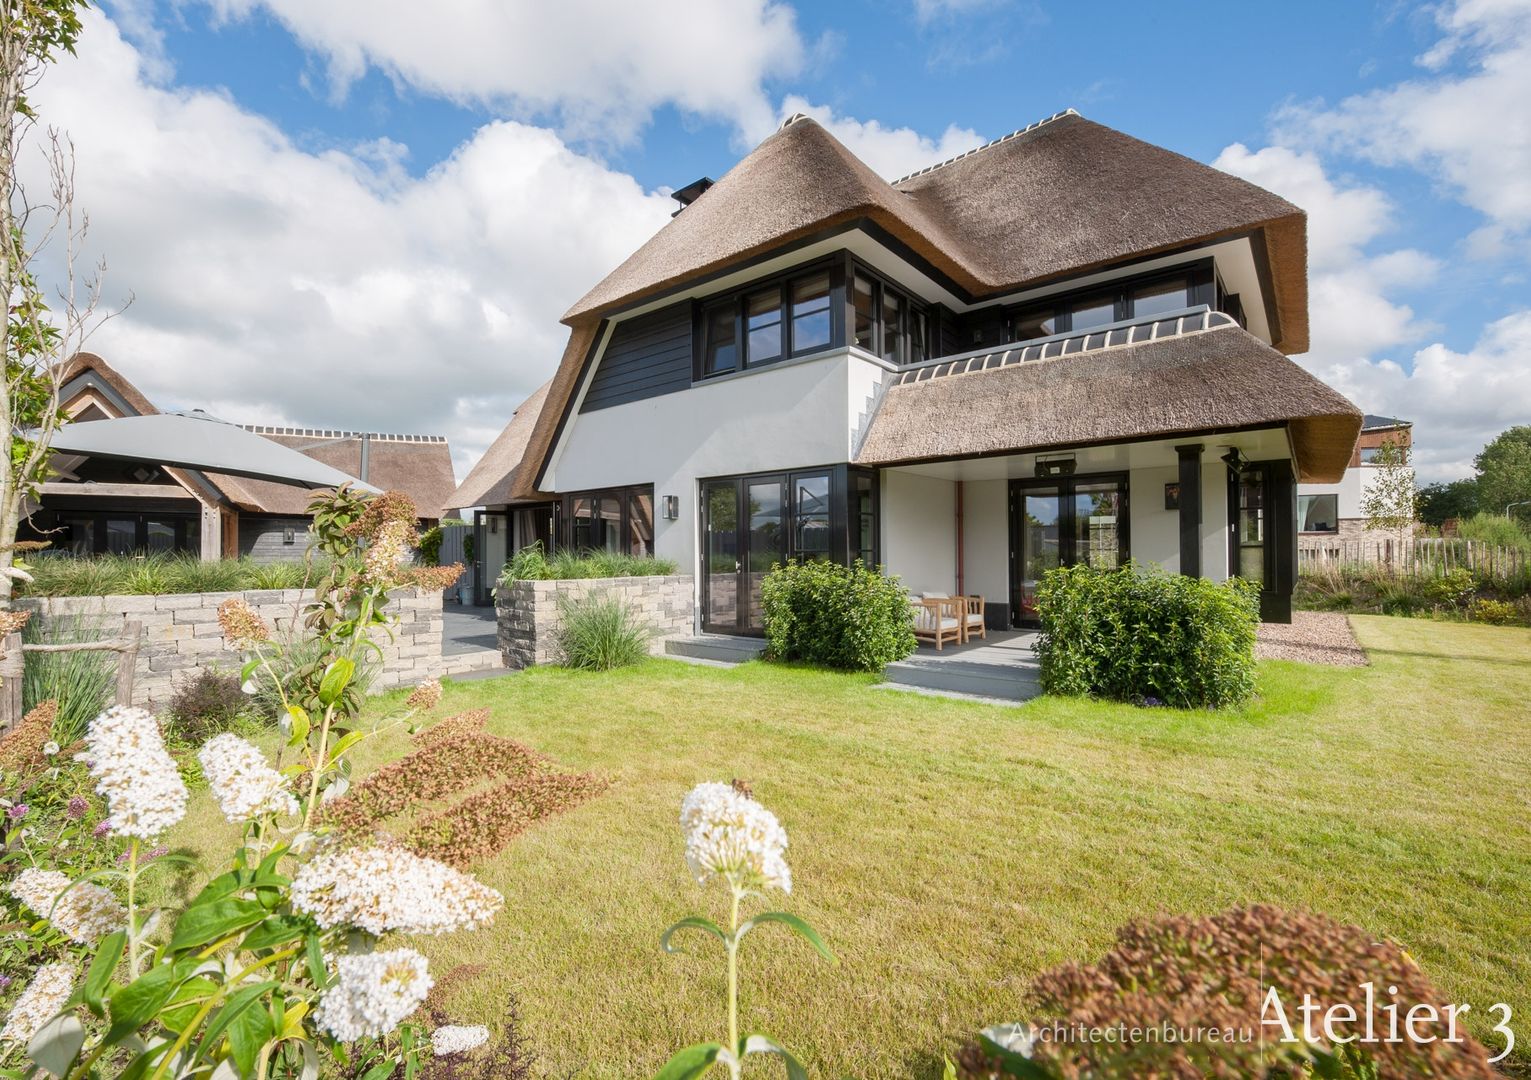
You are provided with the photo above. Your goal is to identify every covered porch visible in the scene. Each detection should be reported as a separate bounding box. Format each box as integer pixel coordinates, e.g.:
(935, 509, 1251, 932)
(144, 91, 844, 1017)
(880, 629, 1041, 702)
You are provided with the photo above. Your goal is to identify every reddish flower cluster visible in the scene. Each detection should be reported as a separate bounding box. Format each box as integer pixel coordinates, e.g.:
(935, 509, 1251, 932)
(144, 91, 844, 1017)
(411, 709, 489, 748)
(399, 563, 466, 592)
(408, 770, 609, 868)
(0, 700, 58, 773)
(0, 608, 32, 637)
(348, 491, 420, 541)
(955, 905, 1497, 1079)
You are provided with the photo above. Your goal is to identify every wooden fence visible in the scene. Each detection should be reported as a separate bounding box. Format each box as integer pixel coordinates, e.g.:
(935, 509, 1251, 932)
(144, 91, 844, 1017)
(1298, 538, 1529, 577)
(0, 620, 142, 733)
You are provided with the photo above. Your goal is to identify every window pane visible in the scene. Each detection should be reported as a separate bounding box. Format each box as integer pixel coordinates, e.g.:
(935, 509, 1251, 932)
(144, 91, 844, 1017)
(1014, 309, 1057, 342)
(145, 519, 178, 553)
(1238, 472, 1265, 583)
(61, 516, 94, 556)
(704, 306, 736, 375)
(880, 289, 902, 364)
(1298, 494, 1338, 534)
(793, 474, 831, 560)
(1068, 296, 1115, 332)
(598, 496, 622, 552)
(1131, 277, 1190, 319)
(746, 288, 783, 366)
(789, 274, 832, 354)
(105, 518, 136, 556)
(571, 497, 595, 550)
(908, 309, 927, 365)
(627, 491, 654, 556)
(852, 274, 875, 351)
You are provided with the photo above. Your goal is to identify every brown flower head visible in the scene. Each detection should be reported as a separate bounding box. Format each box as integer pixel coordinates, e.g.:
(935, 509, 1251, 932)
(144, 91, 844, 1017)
(399, 563, 465, 592)
(406, 678, 442, 712)
(351, 491, 420, 542)
(0, 700, 58, 773)
(0, 609, 32, 637)
(363, 518, 416, 587)
(217, 598, 270, 649)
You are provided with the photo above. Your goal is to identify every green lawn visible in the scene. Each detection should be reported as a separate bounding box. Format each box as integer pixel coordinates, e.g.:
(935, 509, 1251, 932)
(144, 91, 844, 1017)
(171, 616, 1531, 1078)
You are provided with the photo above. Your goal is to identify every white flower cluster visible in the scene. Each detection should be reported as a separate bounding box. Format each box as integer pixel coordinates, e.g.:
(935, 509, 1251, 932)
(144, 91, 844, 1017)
(431, 1024, 491, 1057)
(679, 782, 792, 894)
(314, 949, 432, 1042)
(7, 868, 125, 945)
(289, 844, 503, 936)
(198, 734, 298, 823)
(0, 963, 74, 1045)
(75, 706, 187, 839)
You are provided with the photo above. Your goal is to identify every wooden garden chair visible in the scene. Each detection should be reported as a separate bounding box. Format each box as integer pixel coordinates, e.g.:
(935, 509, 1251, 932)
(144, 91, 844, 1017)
(958, 595, 987, 643)
(911, 594, 963, 651)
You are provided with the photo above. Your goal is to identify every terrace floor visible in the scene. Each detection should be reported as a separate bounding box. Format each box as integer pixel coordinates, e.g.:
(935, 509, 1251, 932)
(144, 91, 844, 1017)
(880, 628, 1042, 702)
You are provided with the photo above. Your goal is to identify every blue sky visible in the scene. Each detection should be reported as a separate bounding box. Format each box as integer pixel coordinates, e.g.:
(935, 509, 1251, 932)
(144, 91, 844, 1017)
(31, 0, 1531, 481)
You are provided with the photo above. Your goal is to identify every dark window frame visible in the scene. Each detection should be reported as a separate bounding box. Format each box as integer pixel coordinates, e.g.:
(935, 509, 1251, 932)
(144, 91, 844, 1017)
(846, 258, 929, 367)
(1297, 492, 1340, 535)
(694, 258, 844, 379)
(1006, 258, 1217, 342)
(556, 483, 656, 556)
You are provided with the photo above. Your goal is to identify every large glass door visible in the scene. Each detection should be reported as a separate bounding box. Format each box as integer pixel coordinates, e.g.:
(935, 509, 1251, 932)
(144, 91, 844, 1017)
(1010, 474, 1128, 625)
(702, 481, 740, 633)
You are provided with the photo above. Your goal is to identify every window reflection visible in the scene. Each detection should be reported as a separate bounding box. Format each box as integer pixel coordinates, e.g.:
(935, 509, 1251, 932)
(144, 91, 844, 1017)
(790, 274, 832, 353)
(746, 288, 783, 366)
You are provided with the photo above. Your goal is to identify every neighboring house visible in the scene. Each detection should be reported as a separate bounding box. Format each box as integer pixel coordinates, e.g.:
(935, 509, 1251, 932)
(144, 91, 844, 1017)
(23, 353, 457, 560)
(452, 109, 1363, 625)
(1297, 415, 1413, 543)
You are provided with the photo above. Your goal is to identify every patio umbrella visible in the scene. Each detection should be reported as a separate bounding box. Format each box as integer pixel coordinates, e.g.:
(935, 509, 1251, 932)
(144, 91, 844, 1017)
(45, 411, 380, 491)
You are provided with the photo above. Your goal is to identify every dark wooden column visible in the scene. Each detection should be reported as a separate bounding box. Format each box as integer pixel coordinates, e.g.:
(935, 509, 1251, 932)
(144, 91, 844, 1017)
(1176, 444, 1203, 578)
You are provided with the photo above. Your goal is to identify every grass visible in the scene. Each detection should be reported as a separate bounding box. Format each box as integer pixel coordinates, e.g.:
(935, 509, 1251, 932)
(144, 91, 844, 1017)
(498, 542, 678, 584)
(16, 553, 323, 597)
(167, 616, 1531, 1078)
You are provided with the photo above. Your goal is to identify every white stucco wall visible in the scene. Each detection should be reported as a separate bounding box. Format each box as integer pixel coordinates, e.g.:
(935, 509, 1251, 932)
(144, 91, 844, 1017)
(880, 470, 957, 595)
(961, 479, 1009, 612)
(1129, 462, 1230, 580)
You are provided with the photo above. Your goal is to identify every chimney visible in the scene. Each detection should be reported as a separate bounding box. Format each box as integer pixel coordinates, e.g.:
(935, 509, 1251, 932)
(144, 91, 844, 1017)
(670, 176, 714, 217)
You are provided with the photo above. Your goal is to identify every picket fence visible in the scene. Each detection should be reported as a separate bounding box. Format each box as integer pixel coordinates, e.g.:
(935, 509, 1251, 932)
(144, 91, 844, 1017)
(1297, 537, 1529, 578)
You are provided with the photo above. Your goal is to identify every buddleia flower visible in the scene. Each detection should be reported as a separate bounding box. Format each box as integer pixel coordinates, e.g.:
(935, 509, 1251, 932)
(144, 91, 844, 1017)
(679, 782, 792, 894)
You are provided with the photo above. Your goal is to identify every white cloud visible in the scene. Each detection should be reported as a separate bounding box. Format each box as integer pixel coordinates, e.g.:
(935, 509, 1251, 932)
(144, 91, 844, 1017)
(1276, 0, 1531, 251)
(188, 0, 805, 142)
(771, 95, 984, 180)
(25, 12, 675, 478)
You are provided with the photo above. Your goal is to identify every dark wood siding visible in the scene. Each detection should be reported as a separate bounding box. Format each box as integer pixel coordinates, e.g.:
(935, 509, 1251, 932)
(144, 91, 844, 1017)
(579, 303, 693, 413)
(238, 515, 314, 562)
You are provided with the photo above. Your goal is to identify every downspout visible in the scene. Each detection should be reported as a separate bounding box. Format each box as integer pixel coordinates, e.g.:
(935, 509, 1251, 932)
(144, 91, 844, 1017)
(955, 480, 965, 596)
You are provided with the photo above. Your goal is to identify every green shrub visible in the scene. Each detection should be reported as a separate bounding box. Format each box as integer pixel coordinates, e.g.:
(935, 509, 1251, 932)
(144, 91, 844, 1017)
(554, 593, 652, 671)
(1468, 597, 1519, 625)
(497, 541, 678, 584)
(165, 668, 252, 742)
(21, 614, 116, 746)
(1457, 511, 1531, 551)
(1422, 567, 1477, 608)
(759, 559, 917, 672)
(1035, 563, 1258, 709)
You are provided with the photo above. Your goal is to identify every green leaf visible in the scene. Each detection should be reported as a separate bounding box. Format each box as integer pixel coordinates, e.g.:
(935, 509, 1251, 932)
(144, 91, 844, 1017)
(27, 1014, 86, 1078)
(82, 931, 126, 1016)
(328, 729, 368, 762)
(737, 912, 836, 964)
(169, 898, 269, 952)
(976, 1027, 1051, 1079)
(360, 1060, 397, 1080)
(286, 705, 310, 747)
(742, 1035, 807, 1080)
(318, 658, 356, 706)
(660, 916, 729, 955)
(306, 933, 327, 987)
(241, 658, 261, 683)
(241, 914, 308, 951)
(653, 1043, 725, 1080)
(159, 976, 220, 1033)
(222, 988, 275, 1078)
(107, 962, 190, 1044)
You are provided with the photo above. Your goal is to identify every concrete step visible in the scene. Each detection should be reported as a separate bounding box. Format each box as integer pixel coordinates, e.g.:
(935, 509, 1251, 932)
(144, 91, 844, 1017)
(664, 634, 768, 665)
(881, 658, 1040, 703)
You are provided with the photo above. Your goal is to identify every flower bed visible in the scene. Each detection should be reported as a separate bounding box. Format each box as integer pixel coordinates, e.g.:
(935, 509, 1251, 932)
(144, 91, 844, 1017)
(494, 575, 692, 669)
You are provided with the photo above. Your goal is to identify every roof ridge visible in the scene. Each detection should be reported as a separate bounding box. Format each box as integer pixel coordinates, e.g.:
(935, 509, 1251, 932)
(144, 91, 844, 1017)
(891, 108, 1079, 186)
(241, 424, 448, 444)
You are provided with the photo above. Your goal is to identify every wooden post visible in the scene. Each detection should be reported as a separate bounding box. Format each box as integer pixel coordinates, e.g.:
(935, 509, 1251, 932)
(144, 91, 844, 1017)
(115, 620, 142, 708)
(0, 631, 22, 734)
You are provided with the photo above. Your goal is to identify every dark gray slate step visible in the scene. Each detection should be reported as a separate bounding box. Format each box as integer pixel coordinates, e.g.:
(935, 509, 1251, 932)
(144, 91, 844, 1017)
(881, 658, 1040, 703)
(664, 634, 768, 664)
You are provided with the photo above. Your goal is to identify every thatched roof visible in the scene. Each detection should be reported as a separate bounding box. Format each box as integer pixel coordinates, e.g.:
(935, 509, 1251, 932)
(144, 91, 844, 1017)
(212, 430, 456, 519)
(564, 111, 1307, 352)
(59, 352, 160, 418)
(447, 380, 552, 509)
(855, 320, 1360, 483)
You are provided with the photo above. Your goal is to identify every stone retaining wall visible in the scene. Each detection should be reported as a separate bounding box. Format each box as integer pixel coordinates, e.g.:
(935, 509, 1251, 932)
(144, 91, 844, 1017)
(17, 587, 445, 708)
(495, 575, 694, 669)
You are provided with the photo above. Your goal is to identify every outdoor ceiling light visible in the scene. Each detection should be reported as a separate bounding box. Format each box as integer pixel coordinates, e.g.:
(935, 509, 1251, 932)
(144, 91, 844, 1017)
(1034, 455, 1076, 478)
(1220, 447, 1247, 471)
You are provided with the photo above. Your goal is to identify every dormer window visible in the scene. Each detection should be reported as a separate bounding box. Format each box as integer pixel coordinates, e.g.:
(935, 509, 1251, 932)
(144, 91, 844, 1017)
(1009, 261, 1216, 342)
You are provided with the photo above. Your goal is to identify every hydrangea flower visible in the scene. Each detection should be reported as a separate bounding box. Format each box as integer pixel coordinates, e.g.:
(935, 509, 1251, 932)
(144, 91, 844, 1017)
(406, 678, 442, 711)
(314, 949, 432, 1042)
(290, 844, 502, 936)
(0, 964, 74, 1045)
(198, 733, 298, 823)
(216, 597, 270, 649)
(7, 868, 126, 945)
(431, 1025, 491, 1057)
(75, 706, 188, 839)
(679, 782, 792, 894)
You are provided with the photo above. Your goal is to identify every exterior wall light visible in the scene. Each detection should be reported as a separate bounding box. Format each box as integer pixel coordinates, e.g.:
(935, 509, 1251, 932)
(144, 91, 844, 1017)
(662, 495, 679, 520)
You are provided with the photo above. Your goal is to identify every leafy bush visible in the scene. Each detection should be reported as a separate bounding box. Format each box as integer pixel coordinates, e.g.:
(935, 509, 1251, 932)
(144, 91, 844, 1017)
(1422, 567, 1477, 608)
(554, 593, 652, 670)
(1468, 597, 1518, 625)
(759, 559, 917, 672)
(21, 613, 115, 746)
(1035, 563, 1258, 709)
(165, 668, 251, 743)
(498, 541, 677, 584)
(1456, 510, 1531, 551)
(249, 628, 378, 720)
(16, 553, 321, 597)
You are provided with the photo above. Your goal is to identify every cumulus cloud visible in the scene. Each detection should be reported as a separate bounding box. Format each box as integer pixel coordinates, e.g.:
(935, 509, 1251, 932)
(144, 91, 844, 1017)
(189, 0, 805, 142)
(771, 95, 984, 180)
(26, 12, 675, 477)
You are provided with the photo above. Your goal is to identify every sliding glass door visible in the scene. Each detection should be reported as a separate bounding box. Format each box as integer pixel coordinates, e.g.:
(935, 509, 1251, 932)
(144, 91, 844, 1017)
(1010, 474, 1128, 625)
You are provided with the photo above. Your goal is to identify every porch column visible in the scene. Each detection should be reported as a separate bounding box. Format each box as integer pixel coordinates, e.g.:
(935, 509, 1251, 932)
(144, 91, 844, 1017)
(200, 503, 221, 562)
(1176, 444, 1203, 578)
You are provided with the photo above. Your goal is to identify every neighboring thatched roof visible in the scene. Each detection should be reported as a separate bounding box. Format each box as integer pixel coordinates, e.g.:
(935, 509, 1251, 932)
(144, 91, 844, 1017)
(854, 320, 1361, 483)
(212, 430, 457, 519)
(58, 352, 159, 418)
(447, 380, 553, 509)
(564, 111, 1307, 352)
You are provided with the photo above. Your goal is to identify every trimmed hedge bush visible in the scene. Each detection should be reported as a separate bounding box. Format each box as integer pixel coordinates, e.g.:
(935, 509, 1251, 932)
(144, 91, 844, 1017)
(759, 559, 916, 671)
(1036, 562, 1259, 709)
